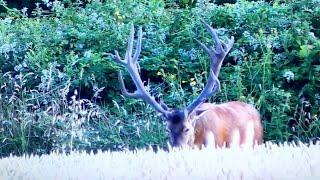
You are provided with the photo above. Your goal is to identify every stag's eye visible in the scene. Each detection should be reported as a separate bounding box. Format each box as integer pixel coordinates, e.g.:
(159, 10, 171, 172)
(183, 128, 190, 133)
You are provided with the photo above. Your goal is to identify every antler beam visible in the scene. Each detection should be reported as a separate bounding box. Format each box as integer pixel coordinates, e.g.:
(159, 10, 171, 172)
(187, 20, 234, 113)
(108, 25, 170, 115)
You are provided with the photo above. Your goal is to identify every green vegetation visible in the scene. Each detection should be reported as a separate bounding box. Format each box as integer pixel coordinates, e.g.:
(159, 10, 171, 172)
(0, 0, 319, 157)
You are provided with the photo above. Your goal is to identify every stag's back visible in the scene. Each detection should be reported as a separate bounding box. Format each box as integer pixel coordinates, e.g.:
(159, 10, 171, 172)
(191, 101, 263, 148)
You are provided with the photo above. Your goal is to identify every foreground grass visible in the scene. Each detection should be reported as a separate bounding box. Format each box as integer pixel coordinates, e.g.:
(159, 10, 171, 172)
(0, 142, 319, 179)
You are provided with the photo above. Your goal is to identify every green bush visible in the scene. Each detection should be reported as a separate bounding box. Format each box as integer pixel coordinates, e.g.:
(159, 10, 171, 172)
(0, 0, 319, 157)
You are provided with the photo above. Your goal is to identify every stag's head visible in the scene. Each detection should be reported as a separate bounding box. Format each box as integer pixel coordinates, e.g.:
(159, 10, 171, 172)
(160, 108, 195, 147)
(107, 20, 234, 148)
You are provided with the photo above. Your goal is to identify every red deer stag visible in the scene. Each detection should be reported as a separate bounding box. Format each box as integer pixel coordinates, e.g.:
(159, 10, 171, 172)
(108, 21, 263, 149)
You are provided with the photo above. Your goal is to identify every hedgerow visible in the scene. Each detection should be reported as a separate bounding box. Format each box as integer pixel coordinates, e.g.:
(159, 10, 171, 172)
(0, 0, 319, 157)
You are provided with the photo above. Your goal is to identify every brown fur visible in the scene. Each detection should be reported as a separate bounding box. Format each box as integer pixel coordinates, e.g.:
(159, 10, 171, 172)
(188, 101, 263, 148)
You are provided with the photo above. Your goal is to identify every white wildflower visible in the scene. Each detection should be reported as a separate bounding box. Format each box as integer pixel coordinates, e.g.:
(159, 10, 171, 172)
(84, 50, 92, 59)
(283, 70, 294, 82)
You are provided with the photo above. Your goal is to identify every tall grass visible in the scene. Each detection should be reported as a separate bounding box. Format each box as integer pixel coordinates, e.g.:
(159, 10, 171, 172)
(0, 142, 319, 179)
(0, 63, 167, 157)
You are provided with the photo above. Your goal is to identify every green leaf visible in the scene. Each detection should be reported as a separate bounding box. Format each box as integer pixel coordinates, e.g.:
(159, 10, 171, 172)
(298, 45, 311, 58)
(182, 0, 189, 4)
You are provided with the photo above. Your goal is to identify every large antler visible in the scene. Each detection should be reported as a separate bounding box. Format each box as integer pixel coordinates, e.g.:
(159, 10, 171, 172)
(108, 25, 170, 115)
(187, 20, 234, 113)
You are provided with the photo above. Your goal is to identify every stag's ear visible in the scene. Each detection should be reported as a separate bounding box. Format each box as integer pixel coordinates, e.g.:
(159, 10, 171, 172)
(195, 109, 209, 117)
(160, 111, 172, 122)
(159, 100, 171, 121)
(191, 109, 210, 127)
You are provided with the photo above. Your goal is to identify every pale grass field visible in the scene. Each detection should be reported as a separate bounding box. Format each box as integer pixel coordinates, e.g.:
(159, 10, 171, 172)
(0, 142, 319, 180)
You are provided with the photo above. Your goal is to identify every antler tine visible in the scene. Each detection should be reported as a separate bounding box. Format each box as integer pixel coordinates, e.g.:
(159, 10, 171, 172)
(118, 71, 139, 98)
(104, 51, 126, 66)
(125, 25, 135, 61)
(187, 69, 220, 112)
(201, 20, 223, 54)
(132, 27, 142, 63)
(194, 39, 211, 57)
(109, 25, 170, 116)
(199, 20, 234, 76)
(187, 20, 234, 113)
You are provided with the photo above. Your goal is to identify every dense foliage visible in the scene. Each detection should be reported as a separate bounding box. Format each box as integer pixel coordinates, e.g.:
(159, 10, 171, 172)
(0, 0, 319, 157)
